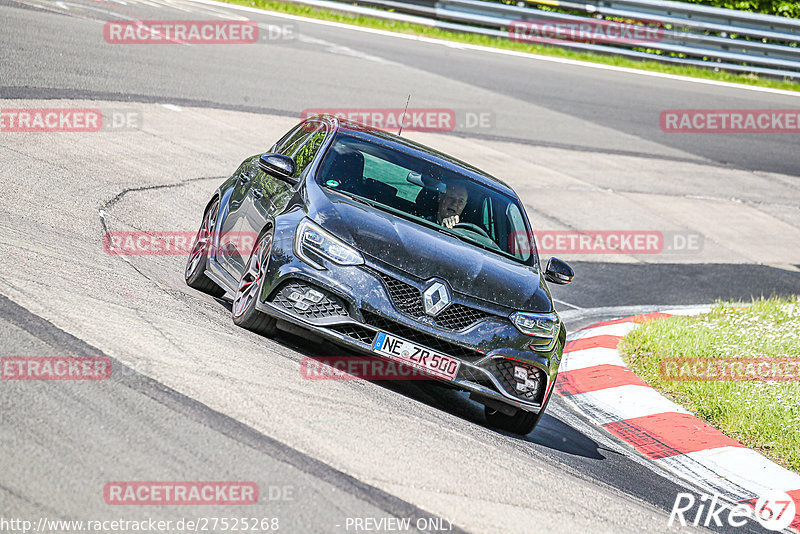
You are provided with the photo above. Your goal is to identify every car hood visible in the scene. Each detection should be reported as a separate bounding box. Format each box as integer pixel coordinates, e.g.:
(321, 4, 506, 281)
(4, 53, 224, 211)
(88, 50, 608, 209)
(312, 191, 552, 312)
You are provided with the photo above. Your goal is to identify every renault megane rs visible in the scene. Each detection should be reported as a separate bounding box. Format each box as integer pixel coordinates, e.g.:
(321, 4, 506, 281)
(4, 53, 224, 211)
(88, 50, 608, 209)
(185, 114, 574, 435)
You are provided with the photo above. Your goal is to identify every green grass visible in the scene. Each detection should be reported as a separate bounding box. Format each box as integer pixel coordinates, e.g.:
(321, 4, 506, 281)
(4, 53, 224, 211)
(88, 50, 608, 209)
(619, 297, 800, 472)
(224, 0, 800, 92)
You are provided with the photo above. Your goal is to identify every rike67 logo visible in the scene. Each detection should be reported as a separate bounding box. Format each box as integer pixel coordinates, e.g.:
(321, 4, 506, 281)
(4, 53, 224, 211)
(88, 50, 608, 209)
(669, 491, 797, 531)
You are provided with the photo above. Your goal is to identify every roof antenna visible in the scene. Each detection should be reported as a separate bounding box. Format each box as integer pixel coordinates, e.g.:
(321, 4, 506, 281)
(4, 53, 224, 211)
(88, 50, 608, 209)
(398, 94, 411, 136)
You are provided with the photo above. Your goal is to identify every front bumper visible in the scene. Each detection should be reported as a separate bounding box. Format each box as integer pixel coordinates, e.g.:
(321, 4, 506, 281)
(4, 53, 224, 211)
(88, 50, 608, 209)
(255, 234, 563, 413)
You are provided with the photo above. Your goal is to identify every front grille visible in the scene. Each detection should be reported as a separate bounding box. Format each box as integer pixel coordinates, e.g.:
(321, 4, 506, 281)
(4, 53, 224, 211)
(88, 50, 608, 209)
(489, 359, 545, 403)
(436, 304, 491, 331)
(372, 270, 493, 331)
(377, 272, 425, 316)
(360, 310, 484, 363)
(271, 281, 348, 319)
(328, 323, 375, 344)
(456, 365, 496, 390)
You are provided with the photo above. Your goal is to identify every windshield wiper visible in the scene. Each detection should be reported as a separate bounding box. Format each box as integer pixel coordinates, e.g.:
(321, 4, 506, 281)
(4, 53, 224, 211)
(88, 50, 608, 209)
(330, 189, 383, 209)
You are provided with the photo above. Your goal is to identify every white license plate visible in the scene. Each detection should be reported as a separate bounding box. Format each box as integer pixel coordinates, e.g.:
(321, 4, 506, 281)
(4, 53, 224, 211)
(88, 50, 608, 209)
(371, 332, 460, 380)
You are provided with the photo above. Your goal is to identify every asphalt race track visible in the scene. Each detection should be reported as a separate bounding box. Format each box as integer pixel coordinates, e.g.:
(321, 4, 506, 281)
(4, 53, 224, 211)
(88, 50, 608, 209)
(1, 0, 799, 532)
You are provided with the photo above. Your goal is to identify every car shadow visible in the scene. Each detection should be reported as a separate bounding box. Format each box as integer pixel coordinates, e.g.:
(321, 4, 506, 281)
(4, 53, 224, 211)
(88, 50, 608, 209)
(211, 300, 773, 534)
(212, 297, 611, 462)
(525, 406, 608, 459)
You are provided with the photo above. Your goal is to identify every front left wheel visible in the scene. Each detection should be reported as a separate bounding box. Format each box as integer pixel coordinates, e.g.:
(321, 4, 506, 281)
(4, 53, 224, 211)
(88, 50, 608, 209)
(231, 228, 277, 336)
(484, 390, 552, 436)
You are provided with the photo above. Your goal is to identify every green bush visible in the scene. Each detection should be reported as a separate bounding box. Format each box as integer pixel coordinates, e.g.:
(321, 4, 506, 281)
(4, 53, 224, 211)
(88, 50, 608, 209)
(678, 0, 800, 18)
(513, 0, 800, 18)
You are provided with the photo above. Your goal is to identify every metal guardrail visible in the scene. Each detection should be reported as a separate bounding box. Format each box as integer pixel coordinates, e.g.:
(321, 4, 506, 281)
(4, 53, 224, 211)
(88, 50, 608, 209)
(286, 0, 800, 79)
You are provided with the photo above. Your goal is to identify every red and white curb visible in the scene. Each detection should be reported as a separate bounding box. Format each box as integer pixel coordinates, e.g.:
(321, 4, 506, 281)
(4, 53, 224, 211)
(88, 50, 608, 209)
(556, 309, 800, 531)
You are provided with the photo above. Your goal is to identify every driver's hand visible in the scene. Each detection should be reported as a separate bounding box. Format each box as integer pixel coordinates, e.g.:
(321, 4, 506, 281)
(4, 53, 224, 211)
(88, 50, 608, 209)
(442, 215, 459, 228)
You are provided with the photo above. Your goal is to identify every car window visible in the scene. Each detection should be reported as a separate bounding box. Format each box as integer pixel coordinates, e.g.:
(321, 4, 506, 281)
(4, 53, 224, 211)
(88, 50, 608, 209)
(482, 197, 497, 242)
(274, 124, 308, 155)
(506, 203, 532, 263)
(274, 121, 329, 178)
(363, 153, 420, 203)
(317, 133, 535, 265)
(292, 126, 327, 178)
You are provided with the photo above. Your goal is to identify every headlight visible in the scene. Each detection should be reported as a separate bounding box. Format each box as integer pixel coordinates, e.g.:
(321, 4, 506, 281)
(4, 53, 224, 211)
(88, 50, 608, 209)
(510, 311, 560, 351)
(294, 219, 364, 269)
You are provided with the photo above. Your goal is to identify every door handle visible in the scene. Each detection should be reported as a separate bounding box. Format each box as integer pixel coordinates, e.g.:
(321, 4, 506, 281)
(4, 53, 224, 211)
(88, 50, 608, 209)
(238, 173, 250, 184)
(252, 190, 264, 200)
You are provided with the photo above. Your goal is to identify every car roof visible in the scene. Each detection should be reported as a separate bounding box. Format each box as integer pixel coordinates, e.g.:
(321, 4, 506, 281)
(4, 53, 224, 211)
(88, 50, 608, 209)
(310, 114, 518, 198)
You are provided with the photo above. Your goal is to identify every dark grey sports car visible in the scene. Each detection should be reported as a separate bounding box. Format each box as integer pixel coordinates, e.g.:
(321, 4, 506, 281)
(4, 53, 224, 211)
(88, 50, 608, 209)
(185, 114, 574, 435)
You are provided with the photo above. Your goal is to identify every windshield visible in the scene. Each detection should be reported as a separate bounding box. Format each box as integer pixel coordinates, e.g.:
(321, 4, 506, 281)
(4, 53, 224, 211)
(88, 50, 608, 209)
(316, 133, 537, 266)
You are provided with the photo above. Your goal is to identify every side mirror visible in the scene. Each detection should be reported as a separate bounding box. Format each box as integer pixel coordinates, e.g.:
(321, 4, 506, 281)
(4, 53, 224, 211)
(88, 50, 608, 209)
(259, 153, 297, 185)
(544, 257, 574, 285)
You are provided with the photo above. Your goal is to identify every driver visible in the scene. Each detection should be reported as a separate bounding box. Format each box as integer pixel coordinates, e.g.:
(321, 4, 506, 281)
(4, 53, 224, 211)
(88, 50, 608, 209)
(430, 182, 468, 229)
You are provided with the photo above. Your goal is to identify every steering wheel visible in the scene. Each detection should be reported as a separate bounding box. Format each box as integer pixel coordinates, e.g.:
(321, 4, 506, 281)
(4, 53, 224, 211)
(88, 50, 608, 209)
(453, 222, 490, 239)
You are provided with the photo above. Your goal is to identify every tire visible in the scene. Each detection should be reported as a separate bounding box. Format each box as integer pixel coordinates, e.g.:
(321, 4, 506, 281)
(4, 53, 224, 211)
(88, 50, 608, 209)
(231, 228, 277, 336)
(485, 390, 552, 436)
(185, 199, 226, 298)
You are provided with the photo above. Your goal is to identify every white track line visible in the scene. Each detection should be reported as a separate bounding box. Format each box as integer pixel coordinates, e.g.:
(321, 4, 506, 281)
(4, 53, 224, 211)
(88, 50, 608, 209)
(558, 347, 624, 372)
(568, 384, 690, 425)
(181, 0, 800, 98)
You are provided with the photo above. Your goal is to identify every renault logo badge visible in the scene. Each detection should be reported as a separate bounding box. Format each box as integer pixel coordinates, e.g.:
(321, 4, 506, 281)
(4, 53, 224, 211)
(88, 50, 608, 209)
(422, 280, 451, 316)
